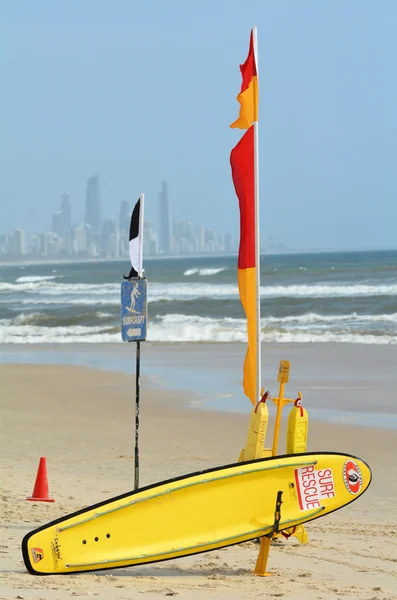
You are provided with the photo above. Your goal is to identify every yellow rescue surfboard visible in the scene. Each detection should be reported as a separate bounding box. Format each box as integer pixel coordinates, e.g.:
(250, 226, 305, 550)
(22, 452, 371, 575)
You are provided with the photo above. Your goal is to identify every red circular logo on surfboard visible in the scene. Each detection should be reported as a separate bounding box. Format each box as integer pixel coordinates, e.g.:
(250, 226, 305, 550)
(343, 460, 362, 494)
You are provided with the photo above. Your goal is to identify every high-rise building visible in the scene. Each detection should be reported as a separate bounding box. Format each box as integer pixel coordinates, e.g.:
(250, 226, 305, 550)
(72, 223, 90, 256)
(61, 193, 71, 231)
(101, 218, 119, 258)
(51, 194, 71, 239)
(46, 233, 61, 257)
(38, 233, 48, 256)
(29, 234, 40, 256)
(0, 233, 7, 255)
(85, 174, 102, 233)
(196, 225, 205, 253)
(51, 211, 64, 238)
(173, 220, 198, 254)
(159, 181, 171, 253)
(12, 229, 25, 256)
(143, 220, 157, 256)
(119, 200, 130, 233)
(52, 193, 72, 239)
(224, 233, 233, 254)
(63, 229, 72, 255)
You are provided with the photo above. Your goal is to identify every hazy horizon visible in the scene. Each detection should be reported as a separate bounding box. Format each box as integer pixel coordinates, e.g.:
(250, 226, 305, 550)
(1, 1, 396, 251)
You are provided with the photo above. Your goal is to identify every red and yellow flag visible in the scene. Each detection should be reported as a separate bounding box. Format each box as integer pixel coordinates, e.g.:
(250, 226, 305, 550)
(230, 126, 257, 404)
(230, 31, 258, 129)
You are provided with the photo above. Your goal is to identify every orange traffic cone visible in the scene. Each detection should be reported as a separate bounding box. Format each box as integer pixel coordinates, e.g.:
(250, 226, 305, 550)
(27, 457, 55, 502)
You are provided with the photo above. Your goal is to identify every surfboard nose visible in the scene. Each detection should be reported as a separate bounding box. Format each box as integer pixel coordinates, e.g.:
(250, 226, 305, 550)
(343, 456, 371, 497)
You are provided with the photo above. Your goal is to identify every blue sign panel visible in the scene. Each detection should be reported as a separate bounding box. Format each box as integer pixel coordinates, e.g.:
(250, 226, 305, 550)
(121, 278, 148, 342)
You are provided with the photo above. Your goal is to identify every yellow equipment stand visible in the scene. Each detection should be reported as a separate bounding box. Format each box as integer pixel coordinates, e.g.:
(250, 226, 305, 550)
(239, 360, 309, 576)
(271, 364, 309, 548)
(238, 389, 272, 577)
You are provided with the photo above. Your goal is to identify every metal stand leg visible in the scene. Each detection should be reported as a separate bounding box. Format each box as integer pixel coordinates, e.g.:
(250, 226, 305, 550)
(134, 341, 140, 490)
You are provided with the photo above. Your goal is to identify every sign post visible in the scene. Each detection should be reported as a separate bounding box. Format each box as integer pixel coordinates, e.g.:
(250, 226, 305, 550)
(121, 277, 148, 490)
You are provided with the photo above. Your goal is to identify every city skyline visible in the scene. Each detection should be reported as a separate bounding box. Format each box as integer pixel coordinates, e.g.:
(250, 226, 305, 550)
(1, 174, 260, 261)
(1, 172, 289, 261)
(2, 172, 240, 241)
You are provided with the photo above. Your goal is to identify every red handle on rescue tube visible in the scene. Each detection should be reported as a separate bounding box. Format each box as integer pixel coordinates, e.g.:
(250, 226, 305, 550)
(281, 526, 297, 540)
(294, 397, 304, 417)
(255, 391, 269, 413)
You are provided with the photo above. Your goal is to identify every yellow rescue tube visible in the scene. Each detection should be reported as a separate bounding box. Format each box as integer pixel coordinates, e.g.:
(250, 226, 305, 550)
(242, 400, 269, 461)
(22, 452, 371, 576)
(287, 402, 309, 455)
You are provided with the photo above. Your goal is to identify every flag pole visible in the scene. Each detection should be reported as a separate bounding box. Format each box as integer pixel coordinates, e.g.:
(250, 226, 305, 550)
(134, 192, 144, 490)
(252, 27, 261, 403)
(137, 193, 145, 279)
(251, 26, 272, 578)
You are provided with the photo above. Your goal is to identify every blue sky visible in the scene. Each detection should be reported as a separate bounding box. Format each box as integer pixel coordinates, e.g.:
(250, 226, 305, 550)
(1, 1, 396, 251)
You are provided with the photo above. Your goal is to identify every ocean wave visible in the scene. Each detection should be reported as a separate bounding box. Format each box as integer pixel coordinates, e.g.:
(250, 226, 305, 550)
(0, 281, 118, 294)
(15, 275, 59, 283)
(4, 297, 121, 306)
(258, 283, 397, 298)
(5, 310, 397, 330)
(148, 314, 397, 343)
(5, 311, 116, 327)
(260, 331, 397, 345)
(2, 326, 395, 345)
(0, 322, 119, 344)
(2, 311, 397, 344)
(263, 312, 397, 325)
(184, 267, 227, 276)
(2, 280, 397, 300)
(148, 315, 245, 342)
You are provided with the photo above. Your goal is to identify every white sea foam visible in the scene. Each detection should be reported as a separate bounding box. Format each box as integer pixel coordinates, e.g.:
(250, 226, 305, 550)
(147, 314, 397, 343)
(260, 331, 397, 345)
(263, 312, 397, 325)
(7, 297, 120, 306)
(184, 267, 227, 276)
(15, 275, 59, 283)
(150, 315, 397, 344)
(6, 311, 114, 325)
(148, 315, 245, 343)
(0, 281, 118, 295)
(257, 283, 397, 298)
(0, 322, 119, 344)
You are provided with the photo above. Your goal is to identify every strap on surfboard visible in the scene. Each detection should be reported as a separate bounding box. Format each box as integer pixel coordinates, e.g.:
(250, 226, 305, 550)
(263, 490, 283, 539)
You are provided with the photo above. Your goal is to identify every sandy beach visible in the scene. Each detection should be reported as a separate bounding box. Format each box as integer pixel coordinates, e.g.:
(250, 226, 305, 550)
(1, 343, 397, 599)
